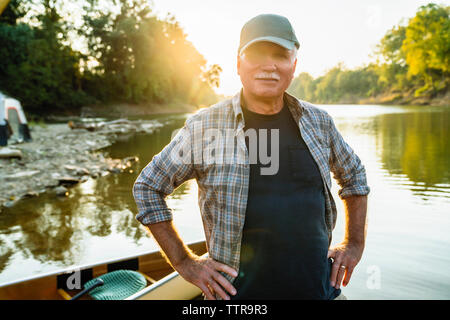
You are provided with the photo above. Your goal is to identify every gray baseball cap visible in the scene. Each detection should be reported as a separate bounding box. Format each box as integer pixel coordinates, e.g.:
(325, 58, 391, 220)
(238, 14, 300, 56)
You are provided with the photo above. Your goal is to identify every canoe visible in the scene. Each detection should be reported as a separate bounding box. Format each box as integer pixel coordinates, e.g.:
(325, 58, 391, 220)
(0, 239, 206, 300)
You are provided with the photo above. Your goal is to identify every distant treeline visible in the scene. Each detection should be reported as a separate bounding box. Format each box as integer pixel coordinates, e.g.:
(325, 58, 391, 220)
(288, 3, 449, 104)
(0, 0, 220, 114)
(1, 2, 448, 114)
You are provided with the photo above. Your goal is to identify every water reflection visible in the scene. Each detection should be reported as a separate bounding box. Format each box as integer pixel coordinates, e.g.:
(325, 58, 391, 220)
(0, 239, 13, 274)
(324, 105, 450, 201)
(375, 110, 449, 198)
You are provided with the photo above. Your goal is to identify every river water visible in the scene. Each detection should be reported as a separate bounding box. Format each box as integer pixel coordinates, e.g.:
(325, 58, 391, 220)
(0, 104, 449, 299)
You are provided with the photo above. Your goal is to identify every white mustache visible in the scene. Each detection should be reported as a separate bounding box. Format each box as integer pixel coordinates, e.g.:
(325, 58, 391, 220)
(255, 72, 280, 80)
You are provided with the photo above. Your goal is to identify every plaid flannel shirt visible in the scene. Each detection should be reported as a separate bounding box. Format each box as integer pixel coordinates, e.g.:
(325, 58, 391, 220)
(133, 89, 370, 284)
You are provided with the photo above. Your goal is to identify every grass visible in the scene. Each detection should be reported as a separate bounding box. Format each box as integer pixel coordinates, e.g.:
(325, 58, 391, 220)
(28, 119, 47, 128)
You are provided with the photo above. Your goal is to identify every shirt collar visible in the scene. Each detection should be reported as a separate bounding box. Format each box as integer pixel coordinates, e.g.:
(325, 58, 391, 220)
(231, 88, 305, 128)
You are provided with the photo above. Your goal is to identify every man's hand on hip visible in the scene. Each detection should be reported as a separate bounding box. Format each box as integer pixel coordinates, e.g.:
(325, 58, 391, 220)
(174, 255, 238, 300)
(328, 241, 364, 289)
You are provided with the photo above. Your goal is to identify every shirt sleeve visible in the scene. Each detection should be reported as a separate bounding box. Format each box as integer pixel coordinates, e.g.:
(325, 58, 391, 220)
(327, 114, 370, 199)
(132, 117, 196, 226)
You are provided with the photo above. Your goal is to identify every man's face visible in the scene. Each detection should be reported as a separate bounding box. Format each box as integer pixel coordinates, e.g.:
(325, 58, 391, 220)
(237, 41, 297, 99)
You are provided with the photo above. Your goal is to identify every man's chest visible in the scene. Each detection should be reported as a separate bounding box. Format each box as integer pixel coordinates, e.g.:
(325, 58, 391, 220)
(193, 110, 332, 193)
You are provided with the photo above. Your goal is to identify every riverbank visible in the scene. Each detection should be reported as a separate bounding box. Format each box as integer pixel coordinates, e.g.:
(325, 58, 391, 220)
(79, 102, 200, 118)
(0, 119, 163, 210)
(295, 88, 449, 106)
(358, 90, 449, 106)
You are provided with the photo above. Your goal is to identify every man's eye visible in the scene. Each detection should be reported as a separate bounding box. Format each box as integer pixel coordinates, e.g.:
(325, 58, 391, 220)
(276, 53, 288, 59)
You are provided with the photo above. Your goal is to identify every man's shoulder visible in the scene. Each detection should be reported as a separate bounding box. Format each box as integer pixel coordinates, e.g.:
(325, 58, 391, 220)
(185, 97, 234, 124)
(297, 98, 331, 118)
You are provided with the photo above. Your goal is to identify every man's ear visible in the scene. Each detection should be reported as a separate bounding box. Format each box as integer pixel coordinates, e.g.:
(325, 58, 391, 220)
(289, 58, 298, 83)
(237, 55, 241, 76)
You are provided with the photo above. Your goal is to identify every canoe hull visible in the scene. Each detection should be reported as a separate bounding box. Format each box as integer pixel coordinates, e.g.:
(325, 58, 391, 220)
(0, 240, 207, 300)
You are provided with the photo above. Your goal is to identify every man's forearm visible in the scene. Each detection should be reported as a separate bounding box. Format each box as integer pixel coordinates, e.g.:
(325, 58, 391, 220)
(145, 220, 238, 300)
(145, 220, 195, 268)
(342, 195, 368, 246)
(329, 194, 368, 289)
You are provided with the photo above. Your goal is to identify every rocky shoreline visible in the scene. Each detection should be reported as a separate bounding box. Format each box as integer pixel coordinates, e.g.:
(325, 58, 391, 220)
(0, 119, 163, 210)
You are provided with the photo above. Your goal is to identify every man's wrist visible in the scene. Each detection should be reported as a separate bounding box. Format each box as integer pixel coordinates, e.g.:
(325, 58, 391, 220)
(172, 250, 197, 270)
(343, 237, 365, 248)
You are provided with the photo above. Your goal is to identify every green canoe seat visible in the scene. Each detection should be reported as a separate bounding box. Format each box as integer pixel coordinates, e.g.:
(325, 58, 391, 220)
(83, 270, 147, 300)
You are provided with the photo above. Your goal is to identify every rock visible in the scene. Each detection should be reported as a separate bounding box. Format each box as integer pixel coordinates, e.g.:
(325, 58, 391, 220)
(85, 140, 97, 147)
(68, 121, 98, 131)
(108, 167, 121, 174)
(51, 173, 61, 179)
(3, 200, 17, 208)
(22, 191, 39, 199)
(140, 123, 158, 133)
(0, 119, 159, 208)
(57, 176, 80, 186)
(54, 186, 69, 196)
(89, 168, 102, 178)
(5, 170, 40, 180)
(64, 165, 90, 176)
(0, 147, 23, 159)
(123, 156, 139, 163)
(45, 179, 60, 188)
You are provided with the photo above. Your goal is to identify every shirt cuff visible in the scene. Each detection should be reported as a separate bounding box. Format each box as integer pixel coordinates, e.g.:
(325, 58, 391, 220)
(338, 185, 370, 199)
(135, 208, 173, 226)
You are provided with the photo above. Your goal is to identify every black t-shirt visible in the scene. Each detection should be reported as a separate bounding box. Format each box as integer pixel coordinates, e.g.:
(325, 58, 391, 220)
(231, 101, 340, 300)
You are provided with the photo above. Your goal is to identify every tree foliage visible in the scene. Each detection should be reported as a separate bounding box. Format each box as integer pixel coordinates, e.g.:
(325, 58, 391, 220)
(1, 1, 447, 111)
(402, 3, 450, 95)
(0, 0, 220, 115)
(289, 3, 449, 103)
(0, 0, 91, 113)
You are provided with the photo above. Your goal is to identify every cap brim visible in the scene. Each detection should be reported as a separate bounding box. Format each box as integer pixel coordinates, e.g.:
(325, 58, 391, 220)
(239, 36, 296, 56)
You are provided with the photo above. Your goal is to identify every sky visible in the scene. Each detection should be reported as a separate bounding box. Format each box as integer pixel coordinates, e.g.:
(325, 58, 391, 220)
(149, 0, 447, 96)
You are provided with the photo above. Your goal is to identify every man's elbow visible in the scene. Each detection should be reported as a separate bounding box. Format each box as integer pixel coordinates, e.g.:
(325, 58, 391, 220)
(338, 183, 370, 200)
(132, 178, 144, 201)
(337, 167, 370, 200)
(132, 178, 174, 226)
(135, 208, 173, 227)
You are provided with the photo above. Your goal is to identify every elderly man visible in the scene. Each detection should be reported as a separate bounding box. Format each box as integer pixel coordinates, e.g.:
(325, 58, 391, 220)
(133, 14, 369, 300)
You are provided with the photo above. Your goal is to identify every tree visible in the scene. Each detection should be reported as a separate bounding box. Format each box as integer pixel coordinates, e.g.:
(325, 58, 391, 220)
(0, 0, 92, 113)
(0, 0, 26, 25)
(402, 3, 450, 95)
(375, 24, 410, 91)
(80, 0, 218, 106)
(289, 3, 449, 104)
(287, 72, 315, 101)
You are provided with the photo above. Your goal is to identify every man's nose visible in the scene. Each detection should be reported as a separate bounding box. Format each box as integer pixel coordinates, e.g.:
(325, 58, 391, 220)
(260, 62, 277, 71)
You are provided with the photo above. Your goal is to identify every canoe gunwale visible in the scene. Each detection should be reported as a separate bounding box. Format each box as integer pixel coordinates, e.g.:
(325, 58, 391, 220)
(126, 252, 208, 300)
(0, 238, 206, 289)
(125, 270, 180, 300)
